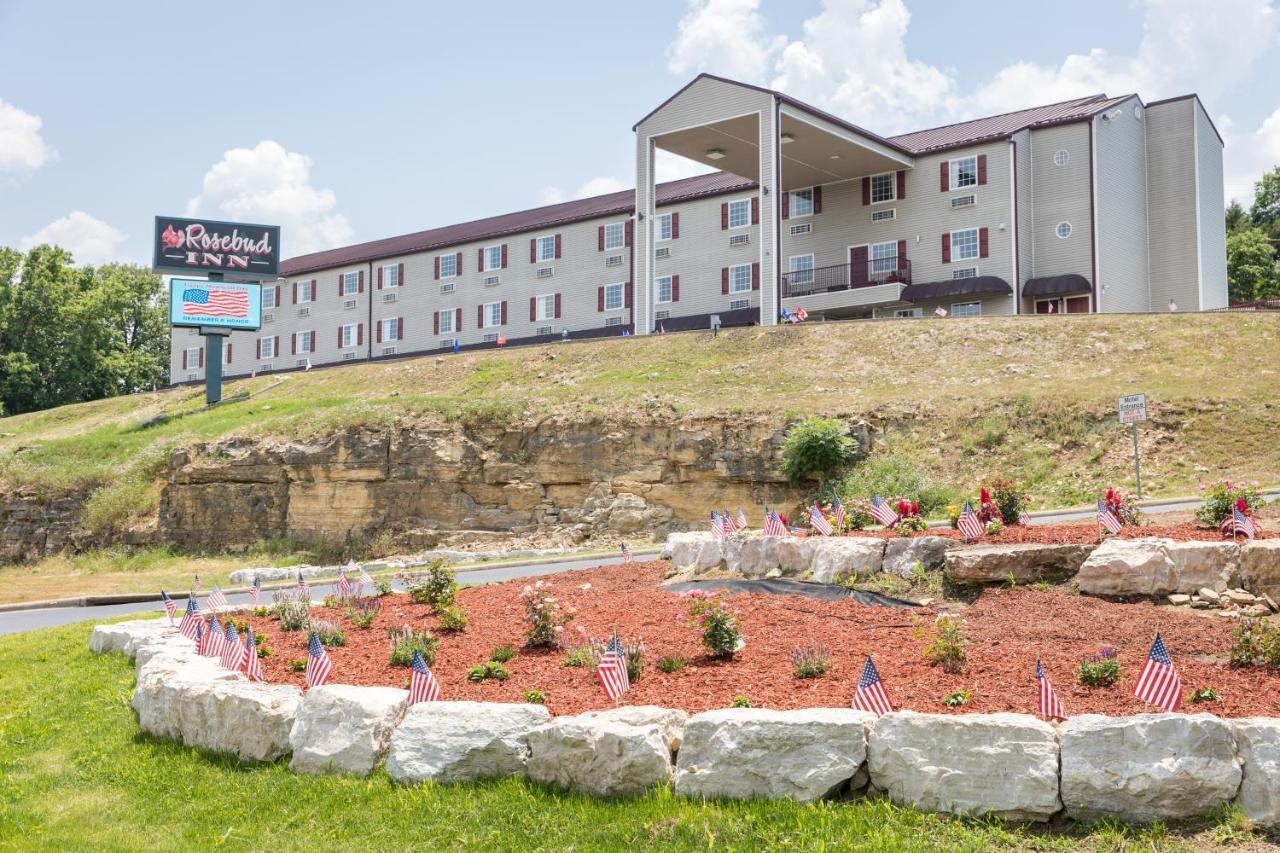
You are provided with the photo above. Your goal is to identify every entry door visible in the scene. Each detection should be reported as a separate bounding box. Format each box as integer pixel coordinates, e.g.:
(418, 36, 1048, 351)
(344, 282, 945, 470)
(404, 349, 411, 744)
(1034, 299, 1058, 314)
(849, 246, 868, 288)
(1065, 296, 1090, 314)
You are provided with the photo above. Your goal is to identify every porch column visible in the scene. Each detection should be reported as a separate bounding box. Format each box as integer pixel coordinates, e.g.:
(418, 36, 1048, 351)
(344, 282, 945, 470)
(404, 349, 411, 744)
(759, 100, 780, 326)
(633, 135, 656, 335)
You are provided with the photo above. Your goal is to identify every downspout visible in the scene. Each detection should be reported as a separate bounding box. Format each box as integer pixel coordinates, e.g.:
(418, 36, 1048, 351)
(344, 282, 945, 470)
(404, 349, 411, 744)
(1009, 138, 1020, 314)
(1088, 120, 1100, 313)
(773, 96, 782, 325)
(367, 260, 374, 360)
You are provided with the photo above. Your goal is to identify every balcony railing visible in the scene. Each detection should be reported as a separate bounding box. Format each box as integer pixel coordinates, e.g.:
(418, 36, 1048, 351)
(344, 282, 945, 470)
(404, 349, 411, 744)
(781, 259, 912, 299)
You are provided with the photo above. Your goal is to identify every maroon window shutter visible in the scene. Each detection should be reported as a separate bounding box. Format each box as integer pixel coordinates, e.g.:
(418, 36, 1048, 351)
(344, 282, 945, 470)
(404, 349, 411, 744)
(862, 177, 871, 205)
(721, 267, 729, 295)
(671, 212, 680, 238)
(398, 262, 404, 286)
(275, 285, 281, 306)
(182, 350, 187, 370)
(554, 233, 561, 258)
(813, 186, 823, 214)
(337, 274, 343, 297)
(274, 335, 279, 356)
(433, 311, 439, 335)
(291, 333, 297, 355)
(376, 322, 382, 343)
(338, 326, 343, 348)
(434, 257, 440, 279)
(377, 267, 383, 289)
(500, 301, 507, 325)
(501, 244, 508, 269)
(624, 281, 633, 308)
(896, 170, 906, 200)
(292, 281, 298, 304)
(398, 318, 404, 341)
(751, 262, 760, 291)
(625, 220, 633, 248)
(940, 162, 949, 192)
(359, 270, 365, 293)
(942, 233, 951, 263)
(255, 339, 261, 360)
(478, 248, 484, 270)
(455, 307, 462, 331)
(979, 227, 989, 258)
(671, 275, 680, 302)
(597, 226, 605, 251)
(597, 286, 604, 312)
(897, 239, 907, 263)
(782, 192, 789, 219)
(529, 297, 536, 322)
(455, 252, 463, 274)
(851, 246, 869, 286)
(530, 238, 537, 264)
(312, 279, 317, 299)
(226, 343, 231, 363)
(720, 203, 728, 229)
(977, 154, 988, 185)
(751, 196, 759, 225)
(554, 293, 561, 318)
(358, 323, 364, 346)
(198, 348, 203, 368)
(477, 304, 484, 327)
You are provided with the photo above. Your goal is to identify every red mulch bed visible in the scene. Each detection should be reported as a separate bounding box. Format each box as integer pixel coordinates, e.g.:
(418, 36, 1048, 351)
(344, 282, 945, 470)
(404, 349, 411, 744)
(241, 562, 1280, 718)
(835, 521, 1270, 544)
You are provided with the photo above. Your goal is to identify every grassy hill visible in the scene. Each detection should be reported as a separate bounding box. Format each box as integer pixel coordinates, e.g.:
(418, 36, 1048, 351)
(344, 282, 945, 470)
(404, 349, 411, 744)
(2, 312, 1278, 533)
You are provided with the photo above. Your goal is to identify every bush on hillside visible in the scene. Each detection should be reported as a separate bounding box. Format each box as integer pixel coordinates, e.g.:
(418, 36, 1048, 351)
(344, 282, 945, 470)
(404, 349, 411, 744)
(780, 417, 858, 488)
(839, 452, 959, 517)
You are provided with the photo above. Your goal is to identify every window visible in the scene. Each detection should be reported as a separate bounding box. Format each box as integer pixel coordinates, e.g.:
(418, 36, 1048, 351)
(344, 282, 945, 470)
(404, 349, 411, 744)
(654, 276, 672, 304)
(870, 241, 899, 275)
(184, 347, 201, 368)
(535, 293, 556, 321)
(952, 267, 978, 280)
(259, 337, 276, 359)
(894, 308, 923, 318)
(297, 331, 314, 354)
(341, 323, 358, 348)
(483, 245, 503, 272)
(381, 318, 399, 341)
(438, 254, 457, 278)
(603, 283, 624, 311)
(788, 188, 814, 217)
(438, 309, 454, 334)
(1056, 221, 1073, 239)
(603, 222, 626, 250)
(484, 302, 503, 328)
(870, 173, 895, 203)
(1054, 149, 1069, 166)
(729, 263, 752, 293)
(727, 199, 750, 229)
(656, 213, 674, 241)
(263, 287, 277, 309)
(382, 264, 400, 288)
(535, 235, 556, 262)
(789, 254, 814, 285)
(950, 228, 979, 261)
(341, 271, 360, 296)
(951, 301, 982, 317)
(949, 155, 978, 189)
(297, 280, 314, 303)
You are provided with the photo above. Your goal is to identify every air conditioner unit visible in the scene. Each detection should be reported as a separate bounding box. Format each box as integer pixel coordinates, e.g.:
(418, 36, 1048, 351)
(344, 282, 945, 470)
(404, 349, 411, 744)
(536, 267, 554, 279)
(483, 333, 499, 343)
(259, 363, 273, 372)
(439, 339, 456, 349)
(536, 326, 553, 336)
(655, 310, 670, 320)
(604, 316, 623, 327)
(382, 292, 397, 303)
(381, 346, 397, 356)
(729, 234, 750, 246)
(655, 246, 671, 258)
(439, 282, 455, 294)
(951, 194, 976, 209)
(605, 255, 623, 267)
(789, 222, 813, 235)
(730, 299, 750, 310)
(297, 307, 311, 317)
(871, 209, 896, 222)
(342, 351, 357, 361)
(187, 372, 199, 381)
(484, 275, 500, 286)
(343, 299, 357, 310)
(262, 312, 275, 323)
(295, 359, 309, 368)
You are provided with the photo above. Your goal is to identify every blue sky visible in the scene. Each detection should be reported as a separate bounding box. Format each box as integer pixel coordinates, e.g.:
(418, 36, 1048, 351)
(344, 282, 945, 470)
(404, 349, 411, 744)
(1, 0, 1277, 266)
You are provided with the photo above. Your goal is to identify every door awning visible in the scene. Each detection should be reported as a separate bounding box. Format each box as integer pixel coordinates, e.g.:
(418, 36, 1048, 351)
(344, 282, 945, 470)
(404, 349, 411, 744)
(900, 276, 1011, 301)
(1022, 274, 1092, 297)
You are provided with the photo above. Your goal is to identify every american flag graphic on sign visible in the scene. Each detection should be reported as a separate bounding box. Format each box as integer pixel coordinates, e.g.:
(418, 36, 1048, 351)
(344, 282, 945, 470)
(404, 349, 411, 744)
(408, 650, 442, 704)
(207, 585, 228, 610)
(161, 590, 176, 624)
(306, 632, 333, 689)
(182, 287, 249, 318)
(852, 657, 893, 716)
(596, 632, 631, 701)
(957, 502, 984, 541)
(179, 597, 201, 640)
(244, 628, 266, 682)
(809, 504, 833, 536)
(1134, 633, 1182, 712)
(1098, 499, 1123, 535)
(1036, 659, 1066, 721)
(869, 495, 899, 528)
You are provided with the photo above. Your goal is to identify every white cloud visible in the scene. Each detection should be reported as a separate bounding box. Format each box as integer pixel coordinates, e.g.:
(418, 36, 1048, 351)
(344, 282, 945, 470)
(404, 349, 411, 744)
(1221, 107, 1280, 204)
(667, 0, 785, 81)
(185, 140, 351, 257)
(20, 211, 125, 265)
(0, 98, 56, 173)
(573, 176, 629, 198)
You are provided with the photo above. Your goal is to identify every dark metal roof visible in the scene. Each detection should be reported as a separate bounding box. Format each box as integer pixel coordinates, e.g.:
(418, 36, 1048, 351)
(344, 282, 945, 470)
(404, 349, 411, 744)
(900, 276, 1012, 302)
(1023, 273, 1092, 297)
(887, 95, 1134, 154)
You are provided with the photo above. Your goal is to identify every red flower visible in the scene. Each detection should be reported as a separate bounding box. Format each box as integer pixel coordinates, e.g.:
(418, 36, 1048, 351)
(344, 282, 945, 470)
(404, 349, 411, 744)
(910, 501, 919, 516)
(980, 487, 991, 503)
(1236, 497, 1249, 514)
(1105, 488, 1116, 502)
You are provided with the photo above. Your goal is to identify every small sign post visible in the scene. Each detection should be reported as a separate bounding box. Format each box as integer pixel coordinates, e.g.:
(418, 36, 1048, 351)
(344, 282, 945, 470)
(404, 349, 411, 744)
(1117, 393, 1149, 500)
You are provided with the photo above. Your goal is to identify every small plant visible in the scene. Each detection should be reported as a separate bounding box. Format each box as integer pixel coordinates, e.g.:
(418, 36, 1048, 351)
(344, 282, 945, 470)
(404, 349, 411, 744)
(779, 417, 858, 489)
(563, 646, 591, 667)
(520, 580, 573, 648)
(523, 690, 546, 704)
(311, 619, 346, 647)
(658, 654, 687, 673)
(436, 605, 468, 633)
(1032, 581, 1051, 592)
(466, 664, 489, 682)
(467, 661, 510, 682)
(255, 640, 274, 658)
(251, 606, 270, 618)
(322, 594, 340, 609)
(1101, 487, 1142, 527)
(1229, 618, 1280, 668)
(272, 590, 311, 632)
(1077, 649, 1122, 687)
(895, 516, 928, 536)
(389, 626, 439, 667)
(976, 478, 1032, 525)
(346, 596, 380, 629)
(1188, 687, 1220, 704)
(942, 689, 971, 707)
(679, 590, 743, 658)
(374, 577, 394, 597)
(289, 658, 307, 672)
(922, 614, 969, 674)
(1195, 479, 1264, 526)
(986, 518, 1004, 536)
(408, 559, 458, 610)
(1004, 571, 1017, 589)
(730, 694, 753, 708)
(490, 644, 517, 663)
(790, 645, 832, 679)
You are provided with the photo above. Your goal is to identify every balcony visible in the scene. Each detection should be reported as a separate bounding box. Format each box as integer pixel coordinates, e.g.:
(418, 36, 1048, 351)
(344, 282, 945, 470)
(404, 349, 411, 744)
(781, 259, 912, 299)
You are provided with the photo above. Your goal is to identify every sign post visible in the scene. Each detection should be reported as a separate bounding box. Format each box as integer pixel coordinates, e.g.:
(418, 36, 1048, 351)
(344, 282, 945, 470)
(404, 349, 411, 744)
(1117, 393, 1148, 500)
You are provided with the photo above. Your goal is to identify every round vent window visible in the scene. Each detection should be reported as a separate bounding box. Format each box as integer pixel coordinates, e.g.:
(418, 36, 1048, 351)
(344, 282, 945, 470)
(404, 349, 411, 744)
(1056, 222, 1073, 239)
(1133, 105, 1143, 120)
(1054, 149, 1069, 166)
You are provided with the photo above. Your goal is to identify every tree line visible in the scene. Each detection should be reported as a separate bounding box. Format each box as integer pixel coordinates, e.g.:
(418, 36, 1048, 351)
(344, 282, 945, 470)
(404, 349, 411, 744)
(0, 245, 170, 416)
(1226, 165, 1280, 303)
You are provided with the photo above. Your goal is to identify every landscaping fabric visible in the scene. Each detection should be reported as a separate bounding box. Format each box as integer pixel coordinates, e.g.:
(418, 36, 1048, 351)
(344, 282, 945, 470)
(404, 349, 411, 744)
(662, 577, 919, 609)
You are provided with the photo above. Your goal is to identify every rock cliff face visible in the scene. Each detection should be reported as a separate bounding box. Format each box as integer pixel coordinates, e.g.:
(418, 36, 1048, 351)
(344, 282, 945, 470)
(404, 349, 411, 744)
(0, 493, 87, 562)
(156, 415, 863, 552)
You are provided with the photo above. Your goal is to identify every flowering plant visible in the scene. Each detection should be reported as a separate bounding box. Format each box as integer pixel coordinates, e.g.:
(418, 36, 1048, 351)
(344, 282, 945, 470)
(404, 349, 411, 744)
(1102, 487, 1142, 527)
(1195, 479, 1263, 526)
(891, 498, 927, 535)
(519, 580, 574, 648)
(843, 497, 876, 531)
(1076, 648, 1121, 687)
(977, 478, 1032, 525)
(679, 590, 743, 658)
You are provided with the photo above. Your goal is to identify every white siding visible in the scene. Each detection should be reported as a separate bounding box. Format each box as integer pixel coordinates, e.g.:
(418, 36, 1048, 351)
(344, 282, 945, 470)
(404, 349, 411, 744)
(1094, 97, 1150, 313)
(1194, 101, 1228, 309)
(1028, 123, 1094, 287)
(1145, 99, 1201, 314)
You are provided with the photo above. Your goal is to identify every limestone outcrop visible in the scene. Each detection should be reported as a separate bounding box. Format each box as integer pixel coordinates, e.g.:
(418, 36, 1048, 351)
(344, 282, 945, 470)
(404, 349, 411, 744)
(386, 701, 549, 784)
(288, 684, 408, 776)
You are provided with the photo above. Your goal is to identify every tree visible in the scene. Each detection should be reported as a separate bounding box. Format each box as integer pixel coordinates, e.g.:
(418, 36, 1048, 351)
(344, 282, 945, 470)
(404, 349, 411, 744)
(1226, 200, 1248, 233)
(1226, 226, 1280, 303)
(779, 417, 858, 491)
(1252, 165, 1280, 227)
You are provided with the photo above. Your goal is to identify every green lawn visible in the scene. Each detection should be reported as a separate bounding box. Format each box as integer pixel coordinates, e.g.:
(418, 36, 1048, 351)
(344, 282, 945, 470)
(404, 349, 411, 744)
(0, 618, 1264, 851)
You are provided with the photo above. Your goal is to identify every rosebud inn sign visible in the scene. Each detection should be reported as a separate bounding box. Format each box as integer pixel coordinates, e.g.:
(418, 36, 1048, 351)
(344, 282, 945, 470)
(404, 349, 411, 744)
(153, 216, 280, 279)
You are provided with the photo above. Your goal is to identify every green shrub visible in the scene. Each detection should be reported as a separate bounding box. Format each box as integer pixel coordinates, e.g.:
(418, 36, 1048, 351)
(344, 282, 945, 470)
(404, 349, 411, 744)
(679, 590, 743, 658)
(943, 689, 971, 707)
(1077, 649, 1121, 687)
(255, 641, 273, 658)
(1229, 619, 1280, 668)
(289, 659, 307, 672)
(408, 560, 458, 610)
(465, 664, 489, 682)
(490, 644, 517, 663)
(1188, 687, 1220, 704)
(322, 594, 340, 609)
(520, 580, 571, 648)
(922, 614, 968, 674)
(466, 661, 510, 682)
(272, 590, 311, 632)
(437, 605, 468, 633)
(780, 417, 858, 487)
(523, 690, 546, 704)
(251, 606, 270, 618)
(839, 452, 959, 517)
(1195, 479, 1264, 526)
(389, 626, 438, 667)
(563, 646, 591, 667)
(658, 655, 686, 673)
(346, 596, 380, 629)
(790, 645, 832, 679)
(311, 619, 346, 647)
(374, 577, 394, 597)
(730, 694, 753, 708)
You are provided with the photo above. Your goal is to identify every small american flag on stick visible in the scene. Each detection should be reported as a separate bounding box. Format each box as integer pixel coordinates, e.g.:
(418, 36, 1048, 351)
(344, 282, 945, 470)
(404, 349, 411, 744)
(250, 576, 261, 604)
(357, 564, 374, 589)
(178, 597, 201, 640)
(764, 508, 787, 537)
(336, 565, 351, 597)
(207, 585, 228, 610)
(306, 632, 333, 689)
(161, 590, 176, 624)
(221, 623, 246, 672)
(1134, 632, 1182, 712)
(297, 571, 310, 599)
(597, 632, 631, 701)
(408, 650, 442, 704)
(832, 495, 847, 530)
(809, 504, 833, 536)
(852, 656, 893, 716)
(193, 574, 201, 594)
(1221, 507, 1256, 540)
(956, 502, 984, 541)
(1036, 659, 1066, 721)
(194, 621, 204, 653)
(1098, 499, 1123, 535)
(869, 495, 899, 528)
(620, 543, 634, 564)
(710, 512, 725, 541)
(736, 508, 748, 532)
(203, 617, 223, 657)
(244, 628, 266, 682)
